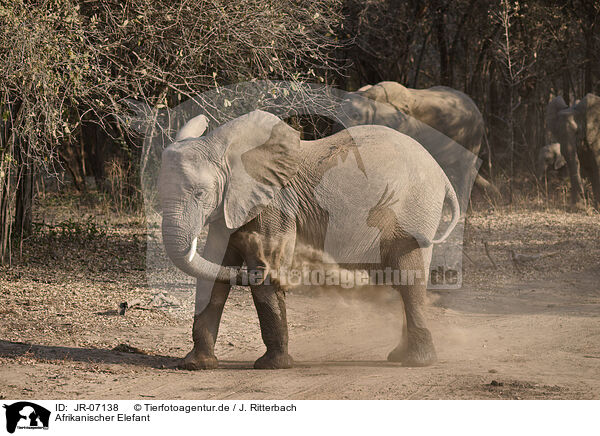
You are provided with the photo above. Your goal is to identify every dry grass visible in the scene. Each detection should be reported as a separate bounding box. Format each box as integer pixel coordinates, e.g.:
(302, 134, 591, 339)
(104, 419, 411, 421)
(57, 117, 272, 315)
(474, 170, 599, 214)
(463, 172, 599, 290)
(0, 189, 181, 355)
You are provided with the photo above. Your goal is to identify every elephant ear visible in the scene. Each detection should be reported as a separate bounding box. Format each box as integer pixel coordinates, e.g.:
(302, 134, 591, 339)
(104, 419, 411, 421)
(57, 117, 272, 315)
(554, 153, 567, 170)
(176, 114, 209, 141)
(576, 94, 600, 149)
(359, 82, 388, 103)
(223, 111, 301, 229)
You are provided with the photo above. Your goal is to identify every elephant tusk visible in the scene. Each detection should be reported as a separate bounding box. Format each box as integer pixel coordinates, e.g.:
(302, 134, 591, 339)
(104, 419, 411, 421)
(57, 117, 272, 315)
(186, 237, 198, 263)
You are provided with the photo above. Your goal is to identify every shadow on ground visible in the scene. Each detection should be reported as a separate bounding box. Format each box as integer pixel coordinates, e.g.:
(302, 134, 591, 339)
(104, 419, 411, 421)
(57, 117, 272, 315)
(0, 340, 416, 370)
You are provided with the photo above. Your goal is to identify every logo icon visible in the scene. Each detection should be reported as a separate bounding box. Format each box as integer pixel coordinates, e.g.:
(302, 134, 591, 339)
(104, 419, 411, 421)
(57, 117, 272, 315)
(3, 402, 50, 434)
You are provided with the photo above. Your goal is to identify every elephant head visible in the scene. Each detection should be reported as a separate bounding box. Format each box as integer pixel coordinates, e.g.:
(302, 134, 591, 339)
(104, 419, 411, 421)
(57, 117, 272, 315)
(159, 110, 301, 284)
(546, 97, 578, 147)
(356, 81, 414, 112)
(537, 142, 566, 179)
(337, 82, 415, 129)
(547, 94, 600, 206)
(337, 88, 406, 130)
(337, 84, 437, 162)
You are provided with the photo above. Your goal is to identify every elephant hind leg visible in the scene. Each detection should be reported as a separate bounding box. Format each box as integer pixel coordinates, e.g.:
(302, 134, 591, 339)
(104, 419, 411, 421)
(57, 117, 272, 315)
(386, 246, 437, 367)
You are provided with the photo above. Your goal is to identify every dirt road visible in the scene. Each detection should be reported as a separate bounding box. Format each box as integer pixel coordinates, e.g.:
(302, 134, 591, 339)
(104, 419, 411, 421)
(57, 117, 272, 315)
(1, 209, 599, 399)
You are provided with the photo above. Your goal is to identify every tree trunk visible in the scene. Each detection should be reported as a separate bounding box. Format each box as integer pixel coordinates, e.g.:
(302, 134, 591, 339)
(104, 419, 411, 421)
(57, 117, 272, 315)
(434, 2, 451, 86)
(411, 29, 431, 88)
(0, 97, 22, 265)
(584, 32, 594, 94)
(14, 138, 35, 242)
(0, 153, 13, 265)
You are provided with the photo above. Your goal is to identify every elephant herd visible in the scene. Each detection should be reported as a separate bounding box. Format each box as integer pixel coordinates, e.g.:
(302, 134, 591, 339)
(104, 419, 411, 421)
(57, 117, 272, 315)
(158, 81, 600, 370)
(343, 82, 600, 209)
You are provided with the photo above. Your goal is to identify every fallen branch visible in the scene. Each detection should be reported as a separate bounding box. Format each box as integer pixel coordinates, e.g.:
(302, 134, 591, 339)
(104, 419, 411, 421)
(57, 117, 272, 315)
(460, 246, 477, 266)
(509, 250, 559, 264)
(483, 241, 498, 269)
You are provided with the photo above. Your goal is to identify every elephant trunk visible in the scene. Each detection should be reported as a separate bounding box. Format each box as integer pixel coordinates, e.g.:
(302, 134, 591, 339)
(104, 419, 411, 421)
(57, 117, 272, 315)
(161, 218, 247, 285)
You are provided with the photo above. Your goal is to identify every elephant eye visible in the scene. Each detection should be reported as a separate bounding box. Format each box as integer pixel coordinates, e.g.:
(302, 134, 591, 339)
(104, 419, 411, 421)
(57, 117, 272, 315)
(194, 190, 204, 199)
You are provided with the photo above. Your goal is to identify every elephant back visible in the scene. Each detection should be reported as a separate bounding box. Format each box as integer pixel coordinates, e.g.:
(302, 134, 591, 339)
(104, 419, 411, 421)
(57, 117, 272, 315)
(303, 125, 452, 250)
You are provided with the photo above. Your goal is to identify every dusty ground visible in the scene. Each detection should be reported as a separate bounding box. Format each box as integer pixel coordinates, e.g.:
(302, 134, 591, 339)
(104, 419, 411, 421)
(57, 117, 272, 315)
(1, 190, 599, 399)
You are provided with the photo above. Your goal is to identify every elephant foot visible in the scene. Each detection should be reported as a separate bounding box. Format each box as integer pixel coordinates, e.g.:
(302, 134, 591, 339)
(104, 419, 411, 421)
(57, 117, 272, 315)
(386, 343, 408, 362)
(254, 351, 294, 369)
(388, 329, 437, 367)
(400, 342, 437, 367)
(179, 349, 218, 370)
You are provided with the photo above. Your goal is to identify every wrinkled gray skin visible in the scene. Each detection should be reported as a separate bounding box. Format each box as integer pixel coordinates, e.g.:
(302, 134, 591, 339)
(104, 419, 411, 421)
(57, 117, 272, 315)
(159, 110, 460, 369)
(537, 142, 567, 180)
(546, 94, 600, 207)
(338, 81, 500, 198)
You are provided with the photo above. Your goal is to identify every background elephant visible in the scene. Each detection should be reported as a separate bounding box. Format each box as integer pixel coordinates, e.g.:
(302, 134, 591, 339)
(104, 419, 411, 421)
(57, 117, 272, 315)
(338, 81, 499, 199)
(546, 94, 600, 207)
(159, 110, 460, 370)
(537, 142, 567, 180)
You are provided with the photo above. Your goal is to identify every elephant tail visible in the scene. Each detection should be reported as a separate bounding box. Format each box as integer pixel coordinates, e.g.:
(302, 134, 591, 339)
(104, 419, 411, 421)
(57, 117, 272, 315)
(431, 179, 460, 244)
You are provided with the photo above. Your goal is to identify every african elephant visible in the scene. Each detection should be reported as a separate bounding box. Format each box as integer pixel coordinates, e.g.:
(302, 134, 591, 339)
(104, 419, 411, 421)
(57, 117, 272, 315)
(159, 110, 460, 369)
(546, 94, 600, 207)
(338, 81, 499, 198)
(537, 142, 566, 180)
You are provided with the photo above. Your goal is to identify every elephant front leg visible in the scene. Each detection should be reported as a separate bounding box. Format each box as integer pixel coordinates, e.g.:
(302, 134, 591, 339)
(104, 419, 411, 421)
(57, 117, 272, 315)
(180, 280, 231, 370)
(251, 285, 293, 369)
(180, 231, 242, 370)
(235, 212, 296, 369)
